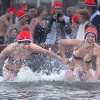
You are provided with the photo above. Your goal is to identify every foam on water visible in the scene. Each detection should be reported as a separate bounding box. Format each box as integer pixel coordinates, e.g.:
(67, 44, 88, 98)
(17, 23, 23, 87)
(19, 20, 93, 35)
(0, 66, 65, 82)
(15, 66, 66, 82)
(0, 76, 4, 82)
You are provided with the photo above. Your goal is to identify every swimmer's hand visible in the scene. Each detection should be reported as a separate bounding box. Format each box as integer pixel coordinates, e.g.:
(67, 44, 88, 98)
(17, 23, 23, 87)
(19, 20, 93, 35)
(62, 58, 70, 65)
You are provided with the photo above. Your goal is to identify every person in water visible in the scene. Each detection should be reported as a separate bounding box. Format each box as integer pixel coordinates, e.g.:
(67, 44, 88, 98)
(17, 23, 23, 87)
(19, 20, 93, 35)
(58, 25, 100, 81)
(0, 28, 62, 80)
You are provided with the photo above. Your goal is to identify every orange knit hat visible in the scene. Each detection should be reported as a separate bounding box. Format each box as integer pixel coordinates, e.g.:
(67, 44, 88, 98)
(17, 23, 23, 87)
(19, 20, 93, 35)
(84, 0, 96, 6)
(72, 14, 80, 24)
(85, 25, 98, 40)
(17, 27, 31, 43)
(17, 10, 28, 20)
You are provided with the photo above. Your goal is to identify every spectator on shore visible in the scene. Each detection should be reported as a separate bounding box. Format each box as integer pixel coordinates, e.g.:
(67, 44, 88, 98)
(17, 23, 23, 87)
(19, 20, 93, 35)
(21, 4, 28, 12)
(70, 14, 80, 39)
(66, 7, 77, 24)
(7, 10, 29, 37)
(30, 6, 48, 43)
(76, 9, 91, 40)
(27, 5, 37, 24)
(15, 4, 28, 23)
(0, 7, 16, 44)
(5, 28, 18, 44)
(45, 1, 72, 44)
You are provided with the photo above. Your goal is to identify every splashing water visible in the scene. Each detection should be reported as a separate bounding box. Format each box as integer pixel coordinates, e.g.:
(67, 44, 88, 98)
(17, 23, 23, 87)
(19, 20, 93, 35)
(0, 53, 67, 82)
(0, 53, 100, 99)
(14, 66, 66, 82)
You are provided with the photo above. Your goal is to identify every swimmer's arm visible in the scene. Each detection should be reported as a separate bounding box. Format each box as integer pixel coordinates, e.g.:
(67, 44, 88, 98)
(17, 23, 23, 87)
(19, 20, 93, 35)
(58, 39, 82, 58)
(58, 39, 67, 59)
(31, 44, 62, 61)
(0, 46, 10, 60)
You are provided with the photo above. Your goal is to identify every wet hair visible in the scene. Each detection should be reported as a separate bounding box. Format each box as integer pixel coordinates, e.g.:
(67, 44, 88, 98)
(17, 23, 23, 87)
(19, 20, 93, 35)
(18, 40, 31, 44)
(78, 9, 91, 20)
(37, 6, 47, 16)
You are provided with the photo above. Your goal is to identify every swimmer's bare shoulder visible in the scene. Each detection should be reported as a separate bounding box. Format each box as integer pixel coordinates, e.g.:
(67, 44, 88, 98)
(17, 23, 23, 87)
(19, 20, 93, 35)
(0, 43, 18, 60)
(4, 43, 18, 53)
(30, 43, 38, 52)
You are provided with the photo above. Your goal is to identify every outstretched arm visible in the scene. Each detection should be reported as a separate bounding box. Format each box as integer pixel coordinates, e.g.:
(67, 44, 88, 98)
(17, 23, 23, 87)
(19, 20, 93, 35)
(58, 39, 82, 64)
(0, 45, 10, 61)
(31, 44, 62, 61)
(58, 39, 82, 58)
(58, 39, 67, 59)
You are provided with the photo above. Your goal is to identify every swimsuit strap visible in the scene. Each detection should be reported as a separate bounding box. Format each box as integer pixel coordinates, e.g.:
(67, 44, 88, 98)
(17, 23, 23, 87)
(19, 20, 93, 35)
(75, 41, 85, 51)
(72, 41, 85, 59)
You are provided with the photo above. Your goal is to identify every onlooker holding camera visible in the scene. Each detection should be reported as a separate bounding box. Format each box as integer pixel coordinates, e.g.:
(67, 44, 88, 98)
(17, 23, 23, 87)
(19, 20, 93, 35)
(45, 1, 72, 44)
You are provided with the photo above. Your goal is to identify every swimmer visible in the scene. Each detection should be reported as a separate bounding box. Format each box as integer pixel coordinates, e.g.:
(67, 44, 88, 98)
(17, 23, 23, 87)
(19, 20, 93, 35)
(58, 25, 100, 81)
(0, 28, 62, 80)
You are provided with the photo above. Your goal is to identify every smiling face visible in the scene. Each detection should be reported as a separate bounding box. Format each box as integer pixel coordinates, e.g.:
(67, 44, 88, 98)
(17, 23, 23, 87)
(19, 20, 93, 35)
(10, 29, 18, 38)
(42, 8, 47, 18)
(85, 32, 96, 46)
(19, 41, 31, 50)
(28, 8, 36, 18)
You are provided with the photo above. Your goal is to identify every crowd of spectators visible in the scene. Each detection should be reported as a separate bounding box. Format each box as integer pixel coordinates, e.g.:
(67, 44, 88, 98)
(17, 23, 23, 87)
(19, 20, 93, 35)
(0, 0, 100, 45)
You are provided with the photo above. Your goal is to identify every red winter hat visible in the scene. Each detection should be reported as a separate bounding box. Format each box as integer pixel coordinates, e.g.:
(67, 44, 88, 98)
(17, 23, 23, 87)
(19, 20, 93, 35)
(17, 27, 32, 43)
(17, 10, 28, 20)
(7, 7, 17, 14)
(72, 14, 80, 24)
(85, 25, 98, 40)
(21, 4, 28, 11)
(53, 1, 62, 9)
(84, 0, 96, 6)
(50, 6, 54, 14)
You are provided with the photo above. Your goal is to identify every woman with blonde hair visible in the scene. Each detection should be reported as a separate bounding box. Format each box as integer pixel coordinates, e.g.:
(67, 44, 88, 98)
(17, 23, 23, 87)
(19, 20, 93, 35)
(30, 6, 48, 43)
(76, 9, 91, 40)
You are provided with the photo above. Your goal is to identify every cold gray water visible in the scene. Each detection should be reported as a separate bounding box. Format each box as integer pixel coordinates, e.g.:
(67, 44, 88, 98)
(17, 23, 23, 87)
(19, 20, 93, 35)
(0, 53, 99, 100)
(0, 80, 100, 100)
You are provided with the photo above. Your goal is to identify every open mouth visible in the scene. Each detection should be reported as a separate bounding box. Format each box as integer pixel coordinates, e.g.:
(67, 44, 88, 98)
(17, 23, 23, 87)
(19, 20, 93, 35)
(87, 40, 94, 45)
